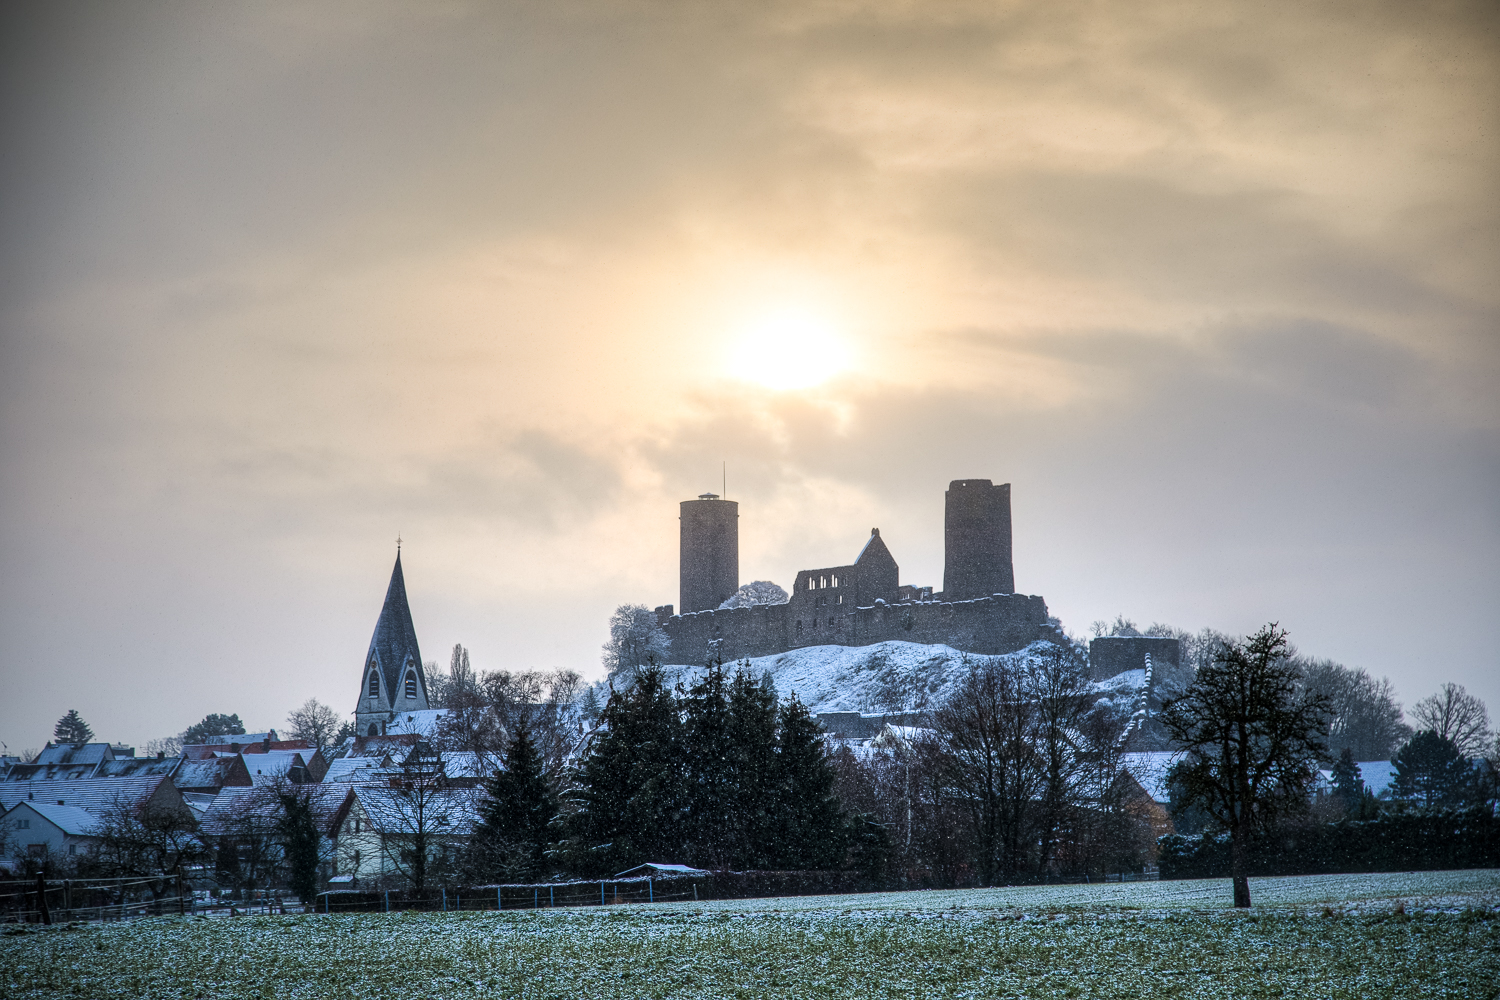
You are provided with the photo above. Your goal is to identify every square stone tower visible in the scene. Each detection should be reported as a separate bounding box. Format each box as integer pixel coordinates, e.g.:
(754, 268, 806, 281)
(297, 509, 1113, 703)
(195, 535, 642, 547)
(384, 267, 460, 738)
(680, 493, 738, 613)
(942, 479, 1015, 600)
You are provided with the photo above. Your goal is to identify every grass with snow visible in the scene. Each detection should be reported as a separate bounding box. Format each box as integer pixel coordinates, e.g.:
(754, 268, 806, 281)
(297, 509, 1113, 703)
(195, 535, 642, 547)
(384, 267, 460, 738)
(2, 870, 1496, 998)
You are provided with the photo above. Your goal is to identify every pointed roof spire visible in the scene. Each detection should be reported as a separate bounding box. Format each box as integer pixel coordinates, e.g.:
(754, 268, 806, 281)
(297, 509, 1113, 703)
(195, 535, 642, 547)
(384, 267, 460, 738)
(365, 549, 425, 704)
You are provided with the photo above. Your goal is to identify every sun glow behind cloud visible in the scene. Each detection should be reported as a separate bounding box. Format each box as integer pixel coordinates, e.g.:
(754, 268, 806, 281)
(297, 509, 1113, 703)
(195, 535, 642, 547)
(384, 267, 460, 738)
(728, 308, 850, 391)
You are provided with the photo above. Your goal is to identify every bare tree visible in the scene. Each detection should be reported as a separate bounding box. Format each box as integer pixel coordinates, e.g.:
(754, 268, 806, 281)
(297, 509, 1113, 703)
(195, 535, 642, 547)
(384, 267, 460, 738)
(1162, 624, 1330, 908)
(1300, 658, 1411, 760)
(1029, 644, 1096, 876)
(369, 743, 471, 891)
(602, 604, 670, 678)
(285, 699, 344, 748)
(932, 655, 1044, 885)
(1411, 683, 1491, 757)
(84, 792, 205, 904)
(144, 736, 184, 757)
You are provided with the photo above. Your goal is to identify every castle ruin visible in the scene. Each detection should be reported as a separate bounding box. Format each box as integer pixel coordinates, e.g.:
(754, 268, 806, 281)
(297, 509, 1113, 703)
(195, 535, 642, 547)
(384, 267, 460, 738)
(655, 480, 1066, 665)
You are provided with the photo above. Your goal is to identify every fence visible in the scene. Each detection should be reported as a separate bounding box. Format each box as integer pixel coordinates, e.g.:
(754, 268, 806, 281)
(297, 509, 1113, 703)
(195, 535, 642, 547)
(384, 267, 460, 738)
(317, 875, 704, 914)
(0, 875, 194, 924)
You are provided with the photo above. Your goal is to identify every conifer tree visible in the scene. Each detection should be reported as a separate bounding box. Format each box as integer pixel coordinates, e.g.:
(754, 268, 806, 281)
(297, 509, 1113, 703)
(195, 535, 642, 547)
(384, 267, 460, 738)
(725, 667, 778, 868)
(772, 695, 848, 869)
(1392, 730, 1473, 808)
(561, 666, 685, 875)
(682, 660, 735, 866)
(276, 788, 322, 903)
(52, 710, 93, 744)
(471, 724, 557, 881)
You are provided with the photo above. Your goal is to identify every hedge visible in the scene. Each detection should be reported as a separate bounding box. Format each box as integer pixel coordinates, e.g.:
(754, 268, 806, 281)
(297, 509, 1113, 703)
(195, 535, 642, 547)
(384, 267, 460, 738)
(1158, 807, 1500, 880)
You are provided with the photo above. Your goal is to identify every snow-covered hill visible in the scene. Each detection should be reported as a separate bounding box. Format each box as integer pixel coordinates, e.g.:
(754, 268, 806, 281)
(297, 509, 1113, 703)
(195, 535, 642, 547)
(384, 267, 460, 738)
(631, 640, 1144, 718)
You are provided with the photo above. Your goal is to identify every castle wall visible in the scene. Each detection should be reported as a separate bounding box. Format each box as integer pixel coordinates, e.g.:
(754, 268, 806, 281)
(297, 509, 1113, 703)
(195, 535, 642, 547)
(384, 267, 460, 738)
(663, 592, 1060, 667)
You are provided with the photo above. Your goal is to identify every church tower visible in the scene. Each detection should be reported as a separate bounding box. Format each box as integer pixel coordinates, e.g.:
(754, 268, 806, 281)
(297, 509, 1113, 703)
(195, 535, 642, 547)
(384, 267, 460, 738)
(354, 549, 430, 737)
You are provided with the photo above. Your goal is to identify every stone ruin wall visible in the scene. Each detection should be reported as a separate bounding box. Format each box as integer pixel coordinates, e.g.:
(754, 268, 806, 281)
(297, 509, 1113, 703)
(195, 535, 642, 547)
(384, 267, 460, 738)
(661, 592, 1063, 667)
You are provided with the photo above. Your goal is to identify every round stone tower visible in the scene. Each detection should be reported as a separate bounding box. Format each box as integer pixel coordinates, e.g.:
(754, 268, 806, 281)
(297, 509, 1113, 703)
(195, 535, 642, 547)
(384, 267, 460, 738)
(680, 493, 739, 613)
(943, 479, 1015, 600)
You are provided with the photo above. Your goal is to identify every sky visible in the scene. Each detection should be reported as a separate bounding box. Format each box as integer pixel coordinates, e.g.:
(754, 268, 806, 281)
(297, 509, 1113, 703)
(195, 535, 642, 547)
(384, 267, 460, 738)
(1, 1, 1496, 753)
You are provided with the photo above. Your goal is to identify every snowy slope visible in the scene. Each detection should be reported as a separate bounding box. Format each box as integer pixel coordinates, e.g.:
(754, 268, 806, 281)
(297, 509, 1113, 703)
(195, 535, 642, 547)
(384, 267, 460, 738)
(643, 640, 1140, 716)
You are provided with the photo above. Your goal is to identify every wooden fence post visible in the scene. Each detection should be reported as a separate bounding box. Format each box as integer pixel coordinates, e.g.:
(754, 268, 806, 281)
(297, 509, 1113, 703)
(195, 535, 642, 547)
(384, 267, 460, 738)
(36, 873, 51, 925)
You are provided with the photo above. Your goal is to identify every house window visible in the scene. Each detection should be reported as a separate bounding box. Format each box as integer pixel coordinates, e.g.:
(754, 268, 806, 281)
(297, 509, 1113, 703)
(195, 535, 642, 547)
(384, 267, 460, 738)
(354, 819, 361, 833)
(405, 675, 417, 699)
(68, 844, 75, 855)
(353, 849, 361, 866)
(368, 672, 379, 697)
(27, 844, 44, 858)
(15, 819, 27, 830)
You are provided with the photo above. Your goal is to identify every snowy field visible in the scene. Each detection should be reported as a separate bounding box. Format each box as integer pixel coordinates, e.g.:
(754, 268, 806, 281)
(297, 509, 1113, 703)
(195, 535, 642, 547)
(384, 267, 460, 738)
(2, 871, 1496, 999)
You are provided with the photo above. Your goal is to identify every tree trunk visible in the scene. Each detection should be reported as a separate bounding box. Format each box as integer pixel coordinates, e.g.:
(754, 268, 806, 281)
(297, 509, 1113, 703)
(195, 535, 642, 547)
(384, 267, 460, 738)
(1231, 829, 1251, 908)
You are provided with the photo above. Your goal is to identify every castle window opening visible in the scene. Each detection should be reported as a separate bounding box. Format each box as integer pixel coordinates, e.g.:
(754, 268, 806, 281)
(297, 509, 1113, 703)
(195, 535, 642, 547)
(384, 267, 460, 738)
(832, 575, 839, 587)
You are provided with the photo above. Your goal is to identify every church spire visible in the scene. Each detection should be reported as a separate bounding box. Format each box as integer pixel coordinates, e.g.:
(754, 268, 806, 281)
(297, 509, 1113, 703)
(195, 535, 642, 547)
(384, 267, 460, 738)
(355, 548, 428, 734)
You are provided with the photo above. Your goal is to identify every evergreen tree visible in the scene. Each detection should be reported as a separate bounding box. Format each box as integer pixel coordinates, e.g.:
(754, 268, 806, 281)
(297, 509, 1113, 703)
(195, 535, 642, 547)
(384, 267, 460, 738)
(561, 666, 685, 875)
(1330, 748, 1380, 819)
(471, 724, 557, 881)
(52, 710, 93, 744)
(725, 667, 779, 868)
(276, 788, 322, 903)
(181, 713, 245, 745)
(1392, 730, 1473, 808)
(681, 659, 737, 866)
(771, 695, 848, 869)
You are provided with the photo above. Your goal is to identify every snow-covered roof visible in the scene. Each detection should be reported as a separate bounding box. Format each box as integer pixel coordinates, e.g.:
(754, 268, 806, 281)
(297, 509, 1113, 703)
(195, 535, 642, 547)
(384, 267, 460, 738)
(0, 776, 170, 815)
(347, 785, 480, 835)
(198, 784, 347, 836)
(95, 756, 180, 778)
(180, 791, 217, 820)
(613, 863, 707, 878)
(6, 802, 103, 837)
(382, 710, 452, 737)
(174, 757, 246, 790)
(34, 743, 114, 766)
(241, 751, 309, 786)
(0, 763, 100, 783)
(321, 757, 387, 783)
(1121, 751, 1181, 804)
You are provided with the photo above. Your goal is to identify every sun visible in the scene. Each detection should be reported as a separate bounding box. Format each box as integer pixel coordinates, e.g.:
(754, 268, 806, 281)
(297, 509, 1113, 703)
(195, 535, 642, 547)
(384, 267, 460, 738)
(728, 308, 849, 391)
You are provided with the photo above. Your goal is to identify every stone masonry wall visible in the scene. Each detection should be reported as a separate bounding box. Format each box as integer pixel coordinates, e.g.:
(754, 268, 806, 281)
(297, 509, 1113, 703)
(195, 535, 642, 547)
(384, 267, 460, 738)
(663, 592, 1062, 667)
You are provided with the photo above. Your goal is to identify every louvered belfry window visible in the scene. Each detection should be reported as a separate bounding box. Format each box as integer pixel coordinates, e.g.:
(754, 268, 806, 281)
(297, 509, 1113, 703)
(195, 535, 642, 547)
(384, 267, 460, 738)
(368, 671, 379, 697)
(405, 674, 417, 698)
